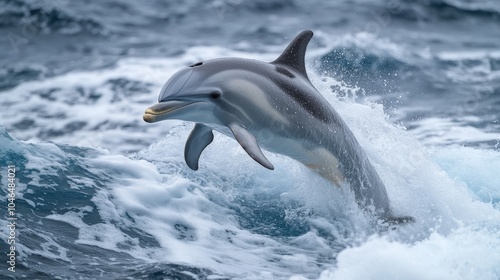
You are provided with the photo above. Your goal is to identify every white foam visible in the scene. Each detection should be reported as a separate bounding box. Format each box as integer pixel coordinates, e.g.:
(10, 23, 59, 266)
(432, 146, 500, 206)
(319, 226, 500, 280)
(409, 117, 500, 147)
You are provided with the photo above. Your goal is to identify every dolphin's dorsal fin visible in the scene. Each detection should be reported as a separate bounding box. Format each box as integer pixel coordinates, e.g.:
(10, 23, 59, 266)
(271, 30, 313, 79)
(228, 123, 274, 170)
(184, 123, 214, 170)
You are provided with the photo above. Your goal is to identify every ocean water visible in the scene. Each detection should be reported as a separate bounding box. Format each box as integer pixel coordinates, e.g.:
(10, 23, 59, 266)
(1, 0, 500, 279)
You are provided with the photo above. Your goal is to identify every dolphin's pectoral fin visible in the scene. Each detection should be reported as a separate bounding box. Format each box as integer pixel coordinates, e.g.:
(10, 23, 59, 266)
(228, 123, 274, 170)
(271, 30, 313, 79)
(184, 123, 214, 170)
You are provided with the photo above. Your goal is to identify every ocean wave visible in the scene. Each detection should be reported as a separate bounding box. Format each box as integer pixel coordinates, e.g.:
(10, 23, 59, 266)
(0, 0, 105, 35)
(317, 33, 421, 97)
(1, 0, 499, 278)
(0, 57, 166, 153)
(396, 50, 500, 148)
(0, 127, 352, 279)
(320, 225, 500, 280)
(0, 64, 48, 91)
(318, 34, 500, 149)
(242, 0, 296, 12)
(396, 0, 500, 22)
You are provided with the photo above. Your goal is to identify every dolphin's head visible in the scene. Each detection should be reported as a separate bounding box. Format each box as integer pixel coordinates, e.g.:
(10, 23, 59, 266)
(143, 61, 225, 125)
(143, 58, 275, 131)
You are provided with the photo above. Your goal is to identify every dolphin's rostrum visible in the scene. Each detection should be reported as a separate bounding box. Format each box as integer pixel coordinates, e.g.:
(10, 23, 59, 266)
(143, 30, 413, 223)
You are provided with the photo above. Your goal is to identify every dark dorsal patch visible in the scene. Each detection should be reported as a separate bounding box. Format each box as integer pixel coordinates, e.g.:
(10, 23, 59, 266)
(270, 76, 334, 123)
(271, 30, 313, 79)
(275, 66, 295, 78)
(189, 62, 203, 67)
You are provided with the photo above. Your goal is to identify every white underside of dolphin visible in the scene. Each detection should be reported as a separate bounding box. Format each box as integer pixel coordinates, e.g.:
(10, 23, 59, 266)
(143, 30, 413, 224)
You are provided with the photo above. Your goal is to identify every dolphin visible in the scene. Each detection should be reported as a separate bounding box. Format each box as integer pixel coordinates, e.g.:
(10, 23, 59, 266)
(143, 30, 412, 223)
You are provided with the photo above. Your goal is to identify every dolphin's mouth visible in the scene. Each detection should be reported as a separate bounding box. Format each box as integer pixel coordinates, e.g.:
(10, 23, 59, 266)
(143, 101, 198, 123)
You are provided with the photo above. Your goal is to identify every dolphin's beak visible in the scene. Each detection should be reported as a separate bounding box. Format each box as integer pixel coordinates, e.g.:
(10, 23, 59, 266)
(143, 101, 197, 123)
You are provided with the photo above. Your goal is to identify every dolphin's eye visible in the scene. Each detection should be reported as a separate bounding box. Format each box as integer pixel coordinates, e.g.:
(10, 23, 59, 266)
(189, 62, 203, 67)
(210, 91, 221, 100)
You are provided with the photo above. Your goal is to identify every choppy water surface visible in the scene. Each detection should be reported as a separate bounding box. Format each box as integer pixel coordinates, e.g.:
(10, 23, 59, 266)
(1, 0, 499, 279)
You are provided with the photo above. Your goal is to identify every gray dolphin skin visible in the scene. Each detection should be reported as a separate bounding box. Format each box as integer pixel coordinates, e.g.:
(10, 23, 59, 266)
(143, 30, 413, 223)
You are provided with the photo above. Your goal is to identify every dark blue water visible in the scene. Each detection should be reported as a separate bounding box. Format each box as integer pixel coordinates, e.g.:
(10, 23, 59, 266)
(1, 0, 500, 279)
